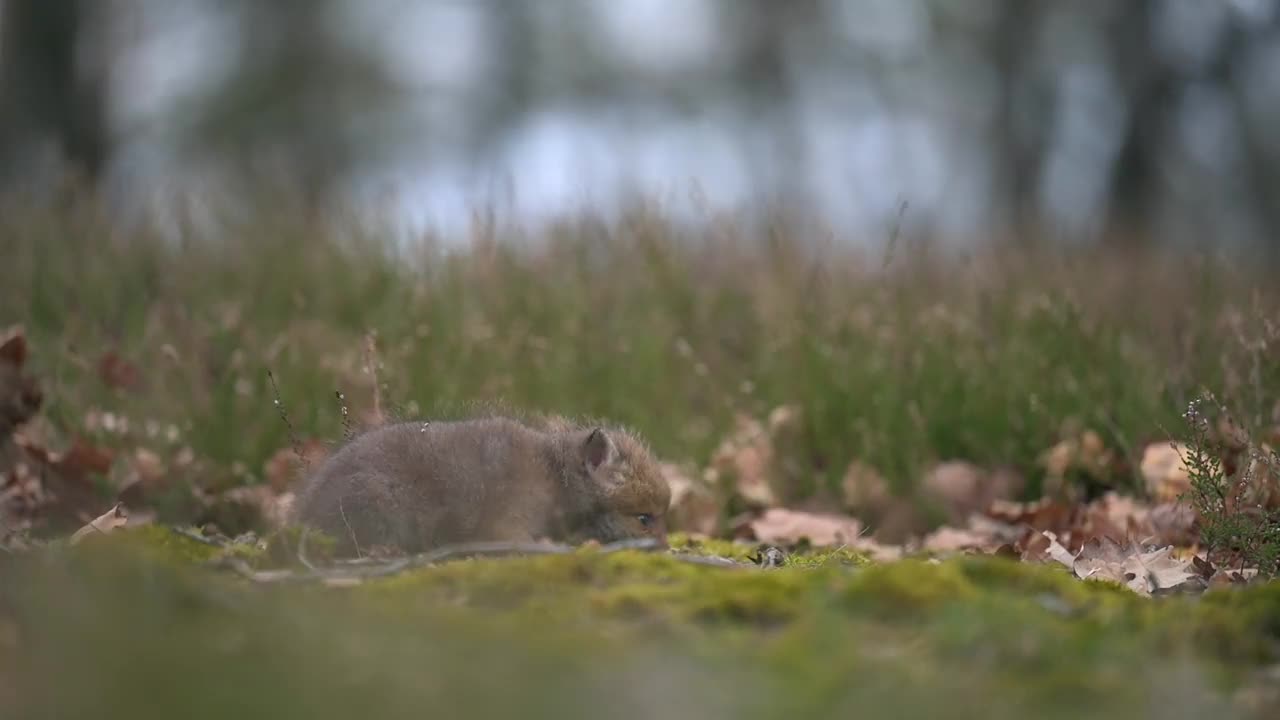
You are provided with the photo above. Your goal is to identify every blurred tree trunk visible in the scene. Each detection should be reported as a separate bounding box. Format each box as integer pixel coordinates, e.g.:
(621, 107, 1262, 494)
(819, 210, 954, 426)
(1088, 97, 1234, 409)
(990, 0, 1042, 245)
(733, 0, 819, 209)
(1220, 17, 1280, 260)
(1101, 0, 1172, 248)
(0, 0, 109, 189)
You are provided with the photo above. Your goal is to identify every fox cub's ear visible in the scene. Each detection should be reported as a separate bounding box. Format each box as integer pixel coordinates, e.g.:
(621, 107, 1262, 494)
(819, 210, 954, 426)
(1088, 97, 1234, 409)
(583, 428, 616, 471)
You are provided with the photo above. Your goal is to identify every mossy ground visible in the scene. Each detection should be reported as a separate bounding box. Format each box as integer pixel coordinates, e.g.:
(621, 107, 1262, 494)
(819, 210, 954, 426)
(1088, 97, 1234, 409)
(2, 527, 1278, 720)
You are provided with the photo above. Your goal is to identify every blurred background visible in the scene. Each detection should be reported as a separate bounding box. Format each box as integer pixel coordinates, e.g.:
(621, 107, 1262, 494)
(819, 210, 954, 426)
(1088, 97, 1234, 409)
(2, 0, 1279, 252)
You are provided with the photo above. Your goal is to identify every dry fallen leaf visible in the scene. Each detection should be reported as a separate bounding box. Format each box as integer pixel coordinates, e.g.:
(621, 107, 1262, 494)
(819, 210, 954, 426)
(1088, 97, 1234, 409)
(986, 497, 1075, 534)
(1043, 532, 1079, 569)
(132, 448, 166, 486)
(97, 350, 140, 391)
(1140, 442, 1197, 503)
(1122, 546, 1200, 596)
(841, 460, 891, 518)
(0, 326, 29, 367)
(662, 461, 720, 536)
(1040, 428, 1119, 500)
(262, 439, 330, 494)
(56, 437, 116, 477)
(705, 414, 778, 508)
(921, 525, 997, 554)
(1147, 501, 1198, 546)
(921, 461, 986, 522)
(742, 507, 864, 547)
(0, 326, 42, 439)
(206, 485, 293, 533)
(1060, 535, 1201, 597)
(68, 502, 129, 545)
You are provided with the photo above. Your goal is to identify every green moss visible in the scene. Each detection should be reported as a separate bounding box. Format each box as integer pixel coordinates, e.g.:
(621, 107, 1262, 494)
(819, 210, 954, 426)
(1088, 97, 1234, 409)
(841, 559, 979, 615)
(62, 525, 272, 571)
(90, 525, 228, 564)
(7, 535, 1280, 719)
(666, 532, 761, 562)
(785, 547, 871, 569)
(1191, 582, 1280, 664)
(264, 525, 338, 567)
(665, 533, 870, 569)
(951, 555, 1140, 613)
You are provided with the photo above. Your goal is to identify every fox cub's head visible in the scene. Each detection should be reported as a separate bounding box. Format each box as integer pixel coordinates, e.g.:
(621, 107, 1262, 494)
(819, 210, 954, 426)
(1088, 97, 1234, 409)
(568, 426, 670, 545)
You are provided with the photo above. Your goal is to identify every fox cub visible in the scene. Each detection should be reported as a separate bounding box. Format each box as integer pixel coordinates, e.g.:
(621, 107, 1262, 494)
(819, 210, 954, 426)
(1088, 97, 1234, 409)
(293, 416, 670, 556)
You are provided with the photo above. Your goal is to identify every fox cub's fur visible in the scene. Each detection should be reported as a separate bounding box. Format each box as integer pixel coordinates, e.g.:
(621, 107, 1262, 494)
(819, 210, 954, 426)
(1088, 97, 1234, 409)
(293, 416, 669, 556)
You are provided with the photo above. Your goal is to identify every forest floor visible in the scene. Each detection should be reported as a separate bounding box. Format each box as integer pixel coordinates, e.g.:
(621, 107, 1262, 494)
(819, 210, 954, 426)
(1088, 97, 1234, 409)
(2, 194, 1279, 718)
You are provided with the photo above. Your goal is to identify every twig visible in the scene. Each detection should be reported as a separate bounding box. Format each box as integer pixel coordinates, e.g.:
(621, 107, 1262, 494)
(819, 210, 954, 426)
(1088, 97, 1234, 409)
(169, 526, 228, 548)
(335, 389, 354, 442)
(266, 369, 308, 471)
(669, 553, 748, 569)
(336, 497, 362, 559)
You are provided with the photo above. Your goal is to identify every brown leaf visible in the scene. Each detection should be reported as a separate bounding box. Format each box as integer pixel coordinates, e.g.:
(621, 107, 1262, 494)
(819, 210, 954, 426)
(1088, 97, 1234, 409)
(262, 439, 330, 494)
(0, 326, 28, 368)
(97, 350, 140, 391)
(1238, 449, 1280, 511)
(991, 543, 1019, 559)
(921, 461, 986, 522)
(1147, 501, 1198, 546)
(1061, 535, 1202, 597)
(1190, 554, 1216, 580)
(1018, 529, 1052, 562)
(742, 507, 864, 547)
(1043, 532, 1079, 569)
(921, 525, 997, 554)
(0, 327, 42, 438)
(132, 448, 166, 485)
(1039, 429, 1120, 499)
(116, 448, 170, 507)
(1075, 491, 1151, 546)
(706, 414, 777, 508)
(1140, 443, 1197, 504)
(986, 497, 1076, 534)
(841, 460, 891, 517)
(1123, 546, 1200, 596)
(68, 502, 129, 545)
(662, 462, 719, 536)
(8, 433, 117, 532)
(57, 437, 115, 477)
(202, 485, 293, 534)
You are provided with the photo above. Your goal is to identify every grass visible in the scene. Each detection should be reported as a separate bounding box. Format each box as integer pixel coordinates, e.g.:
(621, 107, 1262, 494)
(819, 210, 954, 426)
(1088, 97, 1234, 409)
(2, 189, 1278, 516)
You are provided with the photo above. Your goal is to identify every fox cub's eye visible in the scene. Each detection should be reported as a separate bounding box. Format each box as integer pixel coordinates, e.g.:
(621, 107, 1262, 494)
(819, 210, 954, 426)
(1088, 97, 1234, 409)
(636, 514, 654, 528)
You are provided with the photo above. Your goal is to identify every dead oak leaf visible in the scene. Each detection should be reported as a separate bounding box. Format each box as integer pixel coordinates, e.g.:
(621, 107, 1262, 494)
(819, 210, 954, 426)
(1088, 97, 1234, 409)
(1063, 535, 1200, 596)
(97, 350, 140, 391)
(0, 326, 29, 367)
(68, 502, 129, 545)
(262, 439, 330, 494)
(741, 507, 864, 547)
(1123, 546, 1201, 596)
(58, 437, 116, 477)
(922, 525, 999, 554)
(0, 326, 42, 438)
(1037, 531, 1079, 569)
(1140, 443, 1198, 504)
(706, 414, 778, 508)
(661, 461, 720, 536)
